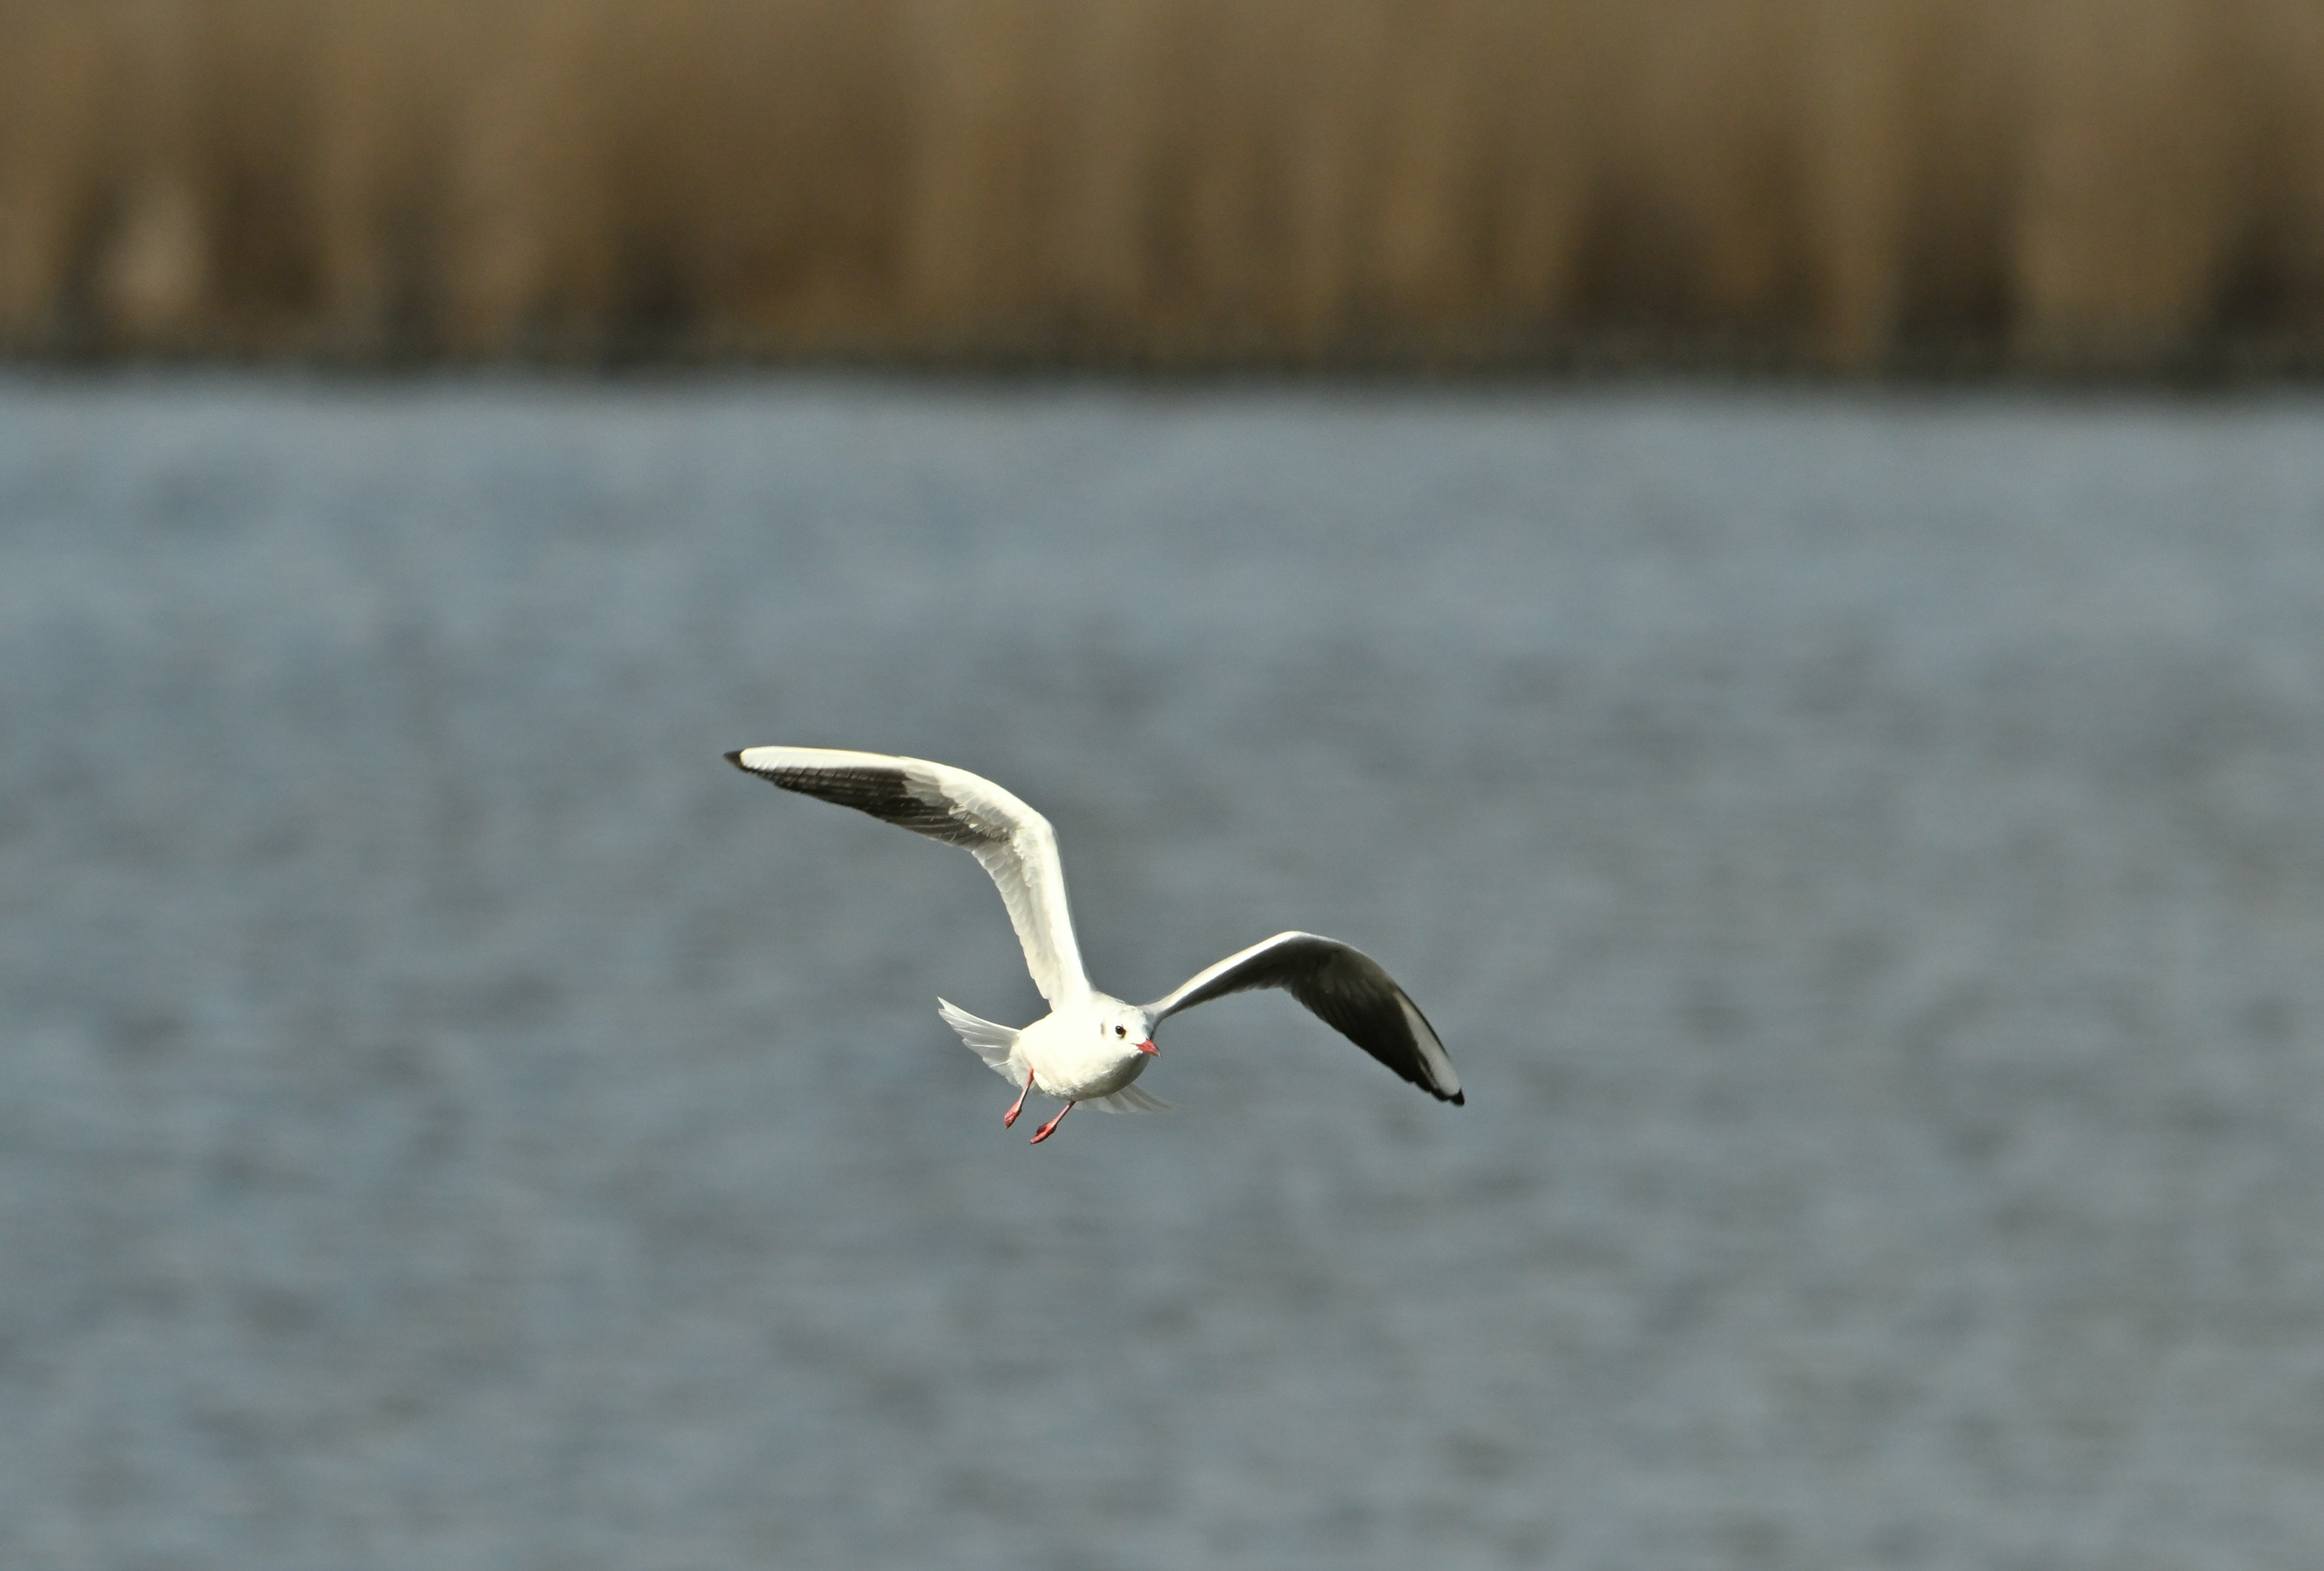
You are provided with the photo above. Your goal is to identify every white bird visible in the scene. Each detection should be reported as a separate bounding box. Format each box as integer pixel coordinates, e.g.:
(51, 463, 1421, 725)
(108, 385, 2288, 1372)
(725, 746, 1462, 1143)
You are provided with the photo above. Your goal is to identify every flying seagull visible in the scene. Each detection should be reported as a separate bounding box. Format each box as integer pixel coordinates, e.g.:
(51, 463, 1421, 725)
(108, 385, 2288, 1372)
(725, 746, 1462, 1143)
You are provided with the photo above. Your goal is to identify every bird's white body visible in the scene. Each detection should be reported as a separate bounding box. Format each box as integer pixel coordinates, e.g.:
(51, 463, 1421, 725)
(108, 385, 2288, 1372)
(937, 992, 1173, 1112)
(727, 745, 1460, 1142)
(1012, 1002, 1153, 1102)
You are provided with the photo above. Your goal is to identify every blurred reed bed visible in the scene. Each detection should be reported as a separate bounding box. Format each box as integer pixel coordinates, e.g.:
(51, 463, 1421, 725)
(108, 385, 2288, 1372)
(2, 0, 2323, 369)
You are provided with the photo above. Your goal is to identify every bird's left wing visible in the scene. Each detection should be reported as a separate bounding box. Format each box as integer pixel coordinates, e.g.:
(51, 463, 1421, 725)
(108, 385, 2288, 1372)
(726, 746, 1091, 1004)
(1146, 931, 1462, 1104)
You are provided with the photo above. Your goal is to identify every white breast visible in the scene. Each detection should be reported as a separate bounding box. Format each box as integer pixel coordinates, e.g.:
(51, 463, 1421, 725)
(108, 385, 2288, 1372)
(1016, 1009, 1151, 1101)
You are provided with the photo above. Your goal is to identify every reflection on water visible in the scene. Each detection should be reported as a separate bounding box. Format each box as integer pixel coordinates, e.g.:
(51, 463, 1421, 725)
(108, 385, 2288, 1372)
(6, 375, 2324, 1569)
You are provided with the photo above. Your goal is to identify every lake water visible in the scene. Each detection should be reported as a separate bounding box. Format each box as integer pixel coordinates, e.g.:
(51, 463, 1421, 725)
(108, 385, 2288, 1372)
(7, 374, 2324, 1570)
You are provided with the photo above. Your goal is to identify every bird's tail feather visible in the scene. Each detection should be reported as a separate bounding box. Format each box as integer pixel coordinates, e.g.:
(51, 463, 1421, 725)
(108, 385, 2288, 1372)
(1086, 1082, 1173, 1113)
(937, 998, 1021, 1079)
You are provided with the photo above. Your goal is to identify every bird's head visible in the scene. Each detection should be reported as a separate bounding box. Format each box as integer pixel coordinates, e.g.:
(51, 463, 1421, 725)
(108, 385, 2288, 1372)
(1097, 1004, 1160, 1057)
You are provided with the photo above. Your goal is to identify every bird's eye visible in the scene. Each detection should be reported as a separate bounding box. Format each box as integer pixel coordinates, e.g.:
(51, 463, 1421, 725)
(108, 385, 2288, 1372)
(1114, 1025, 1126, 1038)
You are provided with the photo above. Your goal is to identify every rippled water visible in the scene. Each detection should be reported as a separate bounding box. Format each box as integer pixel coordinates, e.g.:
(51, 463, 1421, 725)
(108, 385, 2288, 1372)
(7, 375, 2324, 1570)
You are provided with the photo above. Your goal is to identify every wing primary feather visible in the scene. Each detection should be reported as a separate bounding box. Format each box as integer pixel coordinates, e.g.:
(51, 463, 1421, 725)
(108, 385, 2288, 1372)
(1147, 932, 1462, 1104)
(726, 746, 1091, 1003)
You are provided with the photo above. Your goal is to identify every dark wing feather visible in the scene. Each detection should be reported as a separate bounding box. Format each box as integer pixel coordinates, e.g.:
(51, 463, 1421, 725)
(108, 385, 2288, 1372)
(724, 746, 1090, 1002)
(1147, 932, 1462, 1104)
(726, 754, 991, 846)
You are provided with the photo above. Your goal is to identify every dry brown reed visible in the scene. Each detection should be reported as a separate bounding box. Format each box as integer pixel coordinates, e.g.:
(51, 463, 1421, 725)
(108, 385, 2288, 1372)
(2, 0, 2322, 369)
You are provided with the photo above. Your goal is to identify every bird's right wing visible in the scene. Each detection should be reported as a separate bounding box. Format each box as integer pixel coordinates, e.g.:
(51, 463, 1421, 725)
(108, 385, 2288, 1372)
(1146, 931, 1462, 1104)
(726, 746, 1090, 1004)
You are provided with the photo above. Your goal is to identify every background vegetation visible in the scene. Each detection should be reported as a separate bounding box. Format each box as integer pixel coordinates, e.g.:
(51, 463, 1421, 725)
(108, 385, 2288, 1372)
(4, 0, 2322, 370)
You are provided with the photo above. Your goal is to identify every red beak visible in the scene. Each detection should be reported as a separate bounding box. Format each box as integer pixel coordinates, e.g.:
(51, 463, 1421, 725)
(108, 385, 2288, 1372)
(1135, 1039, 1159, 1056)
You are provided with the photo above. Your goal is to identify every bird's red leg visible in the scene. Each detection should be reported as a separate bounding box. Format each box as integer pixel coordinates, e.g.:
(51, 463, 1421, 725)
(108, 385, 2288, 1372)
(1028, 1101, 1075, 1144)
(1002, 1067, 1036, 1128)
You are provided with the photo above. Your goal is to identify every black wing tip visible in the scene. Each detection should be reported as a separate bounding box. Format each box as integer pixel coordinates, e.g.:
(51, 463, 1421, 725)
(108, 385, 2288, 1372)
(723, 749, 747, 768)
(1448, 1089, 1466, 1106)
